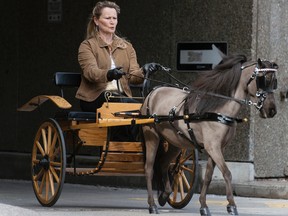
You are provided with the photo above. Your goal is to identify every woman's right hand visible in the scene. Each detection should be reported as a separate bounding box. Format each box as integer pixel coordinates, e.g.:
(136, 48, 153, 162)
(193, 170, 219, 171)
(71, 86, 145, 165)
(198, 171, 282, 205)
(107, 67, 125, 81)
(142, 63, 162, 74)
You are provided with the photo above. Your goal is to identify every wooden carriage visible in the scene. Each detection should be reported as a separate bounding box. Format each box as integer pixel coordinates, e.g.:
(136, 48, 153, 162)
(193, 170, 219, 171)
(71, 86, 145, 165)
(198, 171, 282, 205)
(17, 72, 199, 209)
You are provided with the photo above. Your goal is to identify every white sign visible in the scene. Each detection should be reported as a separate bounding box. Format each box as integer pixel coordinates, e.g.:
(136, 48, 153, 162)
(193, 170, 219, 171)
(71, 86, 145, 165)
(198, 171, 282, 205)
(180, 44, 224, 69)
(177, 42, 227, 70)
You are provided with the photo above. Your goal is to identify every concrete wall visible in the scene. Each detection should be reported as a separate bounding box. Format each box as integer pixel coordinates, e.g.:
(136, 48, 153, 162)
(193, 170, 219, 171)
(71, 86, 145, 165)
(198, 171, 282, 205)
(2, 0, 285, 181)
(251, 0, 288, 178)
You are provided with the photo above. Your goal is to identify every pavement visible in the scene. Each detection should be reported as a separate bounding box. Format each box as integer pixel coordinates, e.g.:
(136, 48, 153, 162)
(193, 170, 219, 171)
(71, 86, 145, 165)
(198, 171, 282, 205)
(0, 179, 288, 216)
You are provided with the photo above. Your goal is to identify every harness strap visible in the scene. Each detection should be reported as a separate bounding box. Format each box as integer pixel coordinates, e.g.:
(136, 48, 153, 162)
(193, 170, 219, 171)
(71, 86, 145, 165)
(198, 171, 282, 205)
(163, 105, 204, 152)
(114, 110, 248, 125)
(141, 112, 246, 125)
(183, 104, 203, 152)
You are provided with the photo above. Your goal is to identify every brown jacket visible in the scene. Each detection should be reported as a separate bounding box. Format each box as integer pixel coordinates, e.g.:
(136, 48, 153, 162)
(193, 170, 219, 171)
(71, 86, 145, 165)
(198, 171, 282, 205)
(76, 34, 144, 102)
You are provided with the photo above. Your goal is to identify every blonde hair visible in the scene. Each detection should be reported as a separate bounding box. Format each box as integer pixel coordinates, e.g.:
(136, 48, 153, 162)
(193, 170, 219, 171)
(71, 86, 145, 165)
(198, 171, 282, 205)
(86, 1, 120, 39)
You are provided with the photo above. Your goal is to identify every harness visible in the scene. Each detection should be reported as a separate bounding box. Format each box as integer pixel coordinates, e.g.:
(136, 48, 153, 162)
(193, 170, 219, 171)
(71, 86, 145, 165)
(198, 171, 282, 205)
(140, 61, 277, 151)
(113, 60, 277, 151)
(142, 97, 247, 152)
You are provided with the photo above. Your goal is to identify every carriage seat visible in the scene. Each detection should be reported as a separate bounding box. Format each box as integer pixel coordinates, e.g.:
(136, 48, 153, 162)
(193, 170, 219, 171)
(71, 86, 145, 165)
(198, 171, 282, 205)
(54, 110, 96, 122)
(54, 72, 96, 122)
(53, 71, 145, 122)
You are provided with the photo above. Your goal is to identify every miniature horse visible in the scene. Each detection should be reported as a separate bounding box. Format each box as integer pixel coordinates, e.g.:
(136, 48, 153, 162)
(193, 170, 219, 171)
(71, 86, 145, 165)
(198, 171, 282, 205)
(140, 54, 278, 215)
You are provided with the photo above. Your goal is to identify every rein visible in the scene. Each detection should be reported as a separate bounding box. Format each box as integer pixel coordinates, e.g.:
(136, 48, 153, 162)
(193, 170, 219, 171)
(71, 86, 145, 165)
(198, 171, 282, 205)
(115, 60, 277, 118)
(128, 64, 262, 109)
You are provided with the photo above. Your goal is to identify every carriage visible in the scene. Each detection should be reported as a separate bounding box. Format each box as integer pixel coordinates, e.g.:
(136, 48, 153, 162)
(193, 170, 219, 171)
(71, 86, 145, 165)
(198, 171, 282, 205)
(17, 70, 199, 209)
(18, 55, 278, 216)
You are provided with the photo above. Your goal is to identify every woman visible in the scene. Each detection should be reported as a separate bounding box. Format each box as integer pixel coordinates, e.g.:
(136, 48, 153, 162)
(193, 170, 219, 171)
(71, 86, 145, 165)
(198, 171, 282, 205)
(76, 0, 160, 112)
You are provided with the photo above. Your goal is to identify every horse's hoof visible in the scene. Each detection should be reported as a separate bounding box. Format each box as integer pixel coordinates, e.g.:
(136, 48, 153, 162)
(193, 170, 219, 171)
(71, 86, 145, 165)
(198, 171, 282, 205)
(200, 207, 211, 216)
(158, 196, 166, 207)
(227, 205, 238, 215)
(158, 192, 168, 207)
(149, 205, 159, 214)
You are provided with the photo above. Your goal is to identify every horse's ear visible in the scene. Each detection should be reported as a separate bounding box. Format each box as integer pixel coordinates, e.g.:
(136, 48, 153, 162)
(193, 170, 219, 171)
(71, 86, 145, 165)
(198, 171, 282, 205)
(257, 58, 262, 67)
(272, 62, 278, 69)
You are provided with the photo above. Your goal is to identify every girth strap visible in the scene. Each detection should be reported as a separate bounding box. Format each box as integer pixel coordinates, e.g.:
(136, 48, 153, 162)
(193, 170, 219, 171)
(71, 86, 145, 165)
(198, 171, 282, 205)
(183, 106, 203, 152)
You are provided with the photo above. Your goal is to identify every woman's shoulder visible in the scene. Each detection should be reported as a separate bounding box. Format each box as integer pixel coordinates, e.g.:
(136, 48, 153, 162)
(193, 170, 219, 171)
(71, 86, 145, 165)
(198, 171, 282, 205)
(79, 37, 103, 51)
(114, 35, 133, 49)
(84, 37, 99, 45)
(79, 37, 95, 46)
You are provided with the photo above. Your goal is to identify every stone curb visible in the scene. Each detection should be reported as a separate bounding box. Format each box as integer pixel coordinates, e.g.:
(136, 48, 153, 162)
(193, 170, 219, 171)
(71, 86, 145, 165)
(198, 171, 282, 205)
(207, 179, 288, 199)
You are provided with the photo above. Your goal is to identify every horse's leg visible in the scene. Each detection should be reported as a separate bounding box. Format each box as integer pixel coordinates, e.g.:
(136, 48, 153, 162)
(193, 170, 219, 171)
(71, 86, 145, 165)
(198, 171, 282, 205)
(143, 126, 160, 214)
(205, 147, 238, 215)
(158, 144, 181, 207)
(199, 156, 215, 216)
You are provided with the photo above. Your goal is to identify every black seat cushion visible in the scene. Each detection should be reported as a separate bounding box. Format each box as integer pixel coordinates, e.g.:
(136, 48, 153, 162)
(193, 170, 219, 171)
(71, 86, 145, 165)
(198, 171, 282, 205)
(55, 111, 96, 122)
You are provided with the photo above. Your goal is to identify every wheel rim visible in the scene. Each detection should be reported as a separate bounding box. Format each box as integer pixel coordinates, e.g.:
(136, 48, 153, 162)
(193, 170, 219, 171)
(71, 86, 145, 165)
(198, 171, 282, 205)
(168, 148, 198, 209)
(31, 119, 66, 206)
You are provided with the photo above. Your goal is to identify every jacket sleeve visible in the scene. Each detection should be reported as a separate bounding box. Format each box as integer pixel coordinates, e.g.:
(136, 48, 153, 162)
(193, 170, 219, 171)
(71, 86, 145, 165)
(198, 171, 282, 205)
(125, 44, 145, 85)
(78, 40, 108, 83)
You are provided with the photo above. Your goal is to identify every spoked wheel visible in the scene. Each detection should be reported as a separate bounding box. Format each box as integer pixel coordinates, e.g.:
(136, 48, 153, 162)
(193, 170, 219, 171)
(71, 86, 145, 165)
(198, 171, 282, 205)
(168, 148, 199, 209)
(31, 118, 66, 207)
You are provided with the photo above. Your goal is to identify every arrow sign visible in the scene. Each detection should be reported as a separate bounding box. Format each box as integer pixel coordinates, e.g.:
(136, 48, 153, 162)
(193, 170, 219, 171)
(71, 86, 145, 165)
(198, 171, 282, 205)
(177, 42, 227, 71)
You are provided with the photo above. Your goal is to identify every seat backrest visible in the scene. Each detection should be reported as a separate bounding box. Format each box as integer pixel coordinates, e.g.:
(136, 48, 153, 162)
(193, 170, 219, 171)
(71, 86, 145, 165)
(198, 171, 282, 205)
(54, 72, 81, 87)
(53, 71, 151, 99)
(54, 72, 81, 97)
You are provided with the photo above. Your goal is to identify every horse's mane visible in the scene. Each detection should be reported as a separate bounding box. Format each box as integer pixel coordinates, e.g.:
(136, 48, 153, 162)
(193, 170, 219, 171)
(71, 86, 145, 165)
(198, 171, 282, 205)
(186, 54, 248, 114)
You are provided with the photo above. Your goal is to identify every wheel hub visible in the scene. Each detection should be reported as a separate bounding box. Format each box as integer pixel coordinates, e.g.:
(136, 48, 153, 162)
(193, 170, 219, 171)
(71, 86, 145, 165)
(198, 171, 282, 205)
(39, 155, 50, 170)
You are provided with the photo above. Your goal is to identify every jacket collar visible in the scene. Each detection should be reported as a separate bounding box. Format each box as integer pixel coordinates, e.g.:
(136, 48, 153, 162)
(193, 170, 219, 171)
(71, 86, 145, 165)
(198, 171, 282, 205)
(96, 33, 127, 51)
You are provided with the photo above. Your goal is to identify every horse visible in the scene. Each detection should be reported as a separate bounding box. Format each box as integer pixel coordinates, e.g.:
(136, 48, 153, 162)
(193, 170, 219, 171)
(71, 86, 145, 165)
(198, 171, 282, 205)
(140, 54, 278, 215)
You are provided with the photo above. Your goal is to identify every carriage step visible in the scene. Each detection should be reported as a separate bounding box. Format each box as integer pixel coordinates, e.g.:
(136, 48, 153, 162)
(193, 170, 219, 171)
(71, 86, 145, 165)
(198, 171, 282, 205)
(101, 141, 145, 173)
(65, 141, 145, 176)
(106, 141, 143, 152)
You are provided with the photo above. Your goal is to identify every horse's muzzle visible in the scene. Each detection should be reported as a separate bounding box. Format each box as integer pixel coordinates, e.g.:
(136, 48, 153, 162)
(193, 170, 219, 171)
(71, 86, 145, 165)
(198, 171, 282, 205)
(260, 107, 277, 118)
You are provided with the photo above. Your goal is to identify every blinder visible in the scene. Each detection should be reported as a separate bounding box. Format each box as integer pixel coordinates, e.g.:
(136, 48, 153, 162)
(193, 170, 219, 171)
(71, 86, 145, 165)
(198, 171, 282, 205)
(244, 59, 278, 110)
(256, 70, 278, 92)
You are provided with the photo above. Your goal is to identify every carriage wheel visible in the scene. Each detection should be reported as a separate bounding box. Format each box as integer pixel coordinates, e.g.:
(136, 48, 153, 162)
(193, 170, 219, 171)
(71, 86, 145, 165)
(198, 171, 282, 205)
(31, 118, 66, 207)
(168, 148, 199, 209)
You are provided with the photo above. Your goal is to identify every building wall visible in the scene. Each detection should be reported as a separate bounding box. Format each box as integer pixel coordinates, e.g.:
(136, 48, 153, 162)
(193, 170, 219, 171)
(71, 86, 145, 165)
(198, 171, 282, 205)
(251, 0, 288, 177)
(2, 0, 285, 180)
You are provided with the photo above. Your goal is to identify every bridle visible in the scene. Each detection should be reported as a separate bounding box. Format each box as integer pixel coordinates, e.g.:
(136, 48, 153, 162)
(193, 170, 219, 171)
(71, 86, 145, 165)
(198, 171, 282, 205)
(243, 61, 278, 110)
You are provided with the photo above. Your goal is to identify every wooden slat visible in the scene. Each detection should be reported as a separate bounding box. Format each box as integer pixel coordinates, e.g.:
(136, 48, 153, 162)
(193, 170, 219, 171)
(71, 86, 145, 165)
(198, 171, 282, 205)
(102, 161, 144, 170)
(65, 140, 146, 176)
(105, 153, 144, 162)
(69, 118, 155, 130)
(107, 142, 143, 152)
(78, 127, 107, 146)
(97, 102, 142, 120)
(97, 118, 154, 127)
(95, 172, 145, 176)
(65, 167, 145, 175)
(100, 168, 145, 174)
